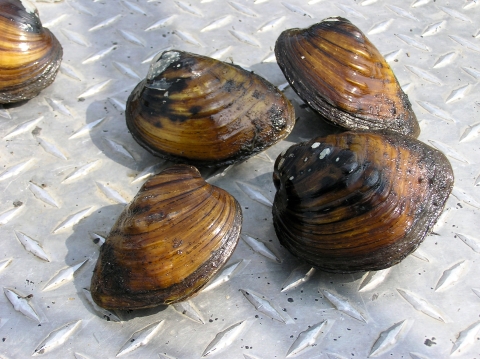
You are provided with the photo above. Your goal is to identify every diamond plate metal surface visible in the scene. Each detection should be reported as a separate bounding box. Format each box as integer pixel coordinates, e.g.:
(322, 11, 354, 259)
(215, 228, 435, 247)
(1, 0, 479, 358)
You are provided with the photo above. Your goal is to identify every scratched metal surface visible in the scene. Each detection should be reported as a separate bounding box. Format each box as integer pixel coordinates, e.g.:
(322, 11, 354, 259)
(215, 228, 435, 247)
(1, 0, 480, 358)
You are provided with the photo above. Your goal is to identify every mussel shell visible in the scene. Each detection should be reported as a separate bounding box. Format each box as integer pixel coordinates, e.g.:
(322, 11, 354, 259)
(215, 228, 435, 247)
(126, 50, 295, 167)
(91, 164, 242, 310)
(275, 17, 420, 138)
(0, 0, 63, 104)
(272, 131, 453, 273)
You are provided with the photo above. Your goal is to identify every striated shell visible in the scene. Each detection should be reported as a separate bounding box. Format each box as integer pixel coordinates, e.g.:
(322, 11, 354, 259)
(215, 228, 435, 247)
(126, 50, 295, 167)
(275, 17, 420, 138)
(0, 0, 63, 104)
(91, 164, 242, 310)
(272, 131, 453, 273)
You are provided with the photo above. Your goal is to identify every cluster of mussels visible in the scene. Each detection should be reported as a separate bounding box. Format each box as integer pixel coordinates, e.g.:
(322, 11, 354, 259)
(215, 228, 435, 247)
(92, 17, 454, 310)
(0, 1, 453, 311)
(272, 18, 453, 273)
(92, 51, 296, 309)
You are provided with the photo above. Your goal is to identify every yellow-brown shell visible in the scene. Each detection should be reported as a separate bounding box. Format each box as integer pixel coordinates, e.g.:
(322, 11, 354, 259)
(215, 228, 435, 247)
(275, 17, 420, 138)
(126, 50, 295, 167)
(91, 164, 242, 310)
(0, 0, 63, 104)
(272, 131, 453, 273)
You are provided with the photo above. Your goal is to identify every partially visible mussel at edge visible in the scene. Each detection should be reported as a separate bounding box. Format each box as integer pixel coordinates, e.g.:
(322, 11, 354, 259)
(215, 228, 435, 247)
(126, 50, 296, 168)
(0, 0, 63, 104)
(91, 164, 243, 310)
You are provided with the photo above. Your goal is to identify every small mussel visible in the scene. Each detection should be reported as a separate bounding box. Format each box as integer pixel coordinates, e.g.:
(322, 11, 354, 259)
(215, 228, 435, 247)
(275, 17, 420, 138)
(91, 164, 242, 310)
(0, 0, 63, 104)
(126, 50, 295, 167)
(272, 131, 453, 273)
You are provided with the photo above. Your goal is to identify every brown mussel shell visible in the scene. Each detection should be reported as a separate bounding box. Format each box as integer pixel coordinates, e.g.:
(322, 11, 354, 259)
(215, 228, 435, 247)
(275, 17, 420, 138)
(91, 164, 242, 310)
(272, 131, 453, 273)
(126, 50, 295, 167)
(0, 0, 63, 104)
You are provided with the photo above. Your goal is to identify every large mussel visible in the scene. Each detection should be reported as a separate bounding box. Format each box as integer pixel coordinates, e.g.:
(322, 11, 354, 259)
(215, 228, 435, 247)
(126, 50, 295, 167)
(0, 0, 63, 104)
(91, 164, 242, 310)
(272, 131, 453, 273)
(275, 17, 420, 138)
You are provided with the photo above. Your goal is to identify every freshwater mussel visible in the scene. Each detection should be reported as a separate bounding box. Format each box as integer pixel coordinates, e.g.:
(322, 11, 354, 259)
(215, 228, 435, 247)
(0, 0, 63, 104)
(91, 164, 242, 310)
(126, 50, 295, 167)
(272, 131, 453, 273)
(275, 17, 420, 138)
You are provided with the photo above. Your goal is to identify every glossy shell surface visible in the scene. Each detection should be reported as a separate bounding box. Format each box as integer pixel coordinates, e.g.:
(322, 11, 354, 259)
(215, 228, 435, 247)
(126, 50, 295, 167)
(272, 131, 453, 273)
(91, 164, 243, 310)
(0, 0, 63, 104)
(275, 17, 420, 138)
